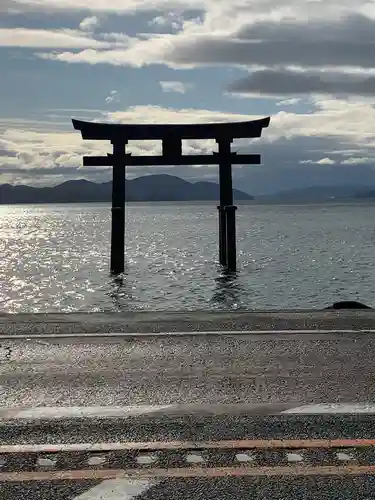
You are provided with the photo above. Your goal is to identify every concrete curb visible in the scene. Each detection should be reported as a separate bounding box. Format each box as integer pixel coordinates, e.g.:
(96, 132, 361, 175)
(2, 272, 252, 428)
(1, 329, 375, 340)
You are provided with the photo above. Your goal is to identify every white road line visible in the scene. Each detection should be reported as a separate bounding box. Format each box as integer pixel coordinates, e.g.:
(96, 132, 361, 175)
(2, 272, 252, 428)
(73, 479, 156, 500)
(282, 403, 375, 414)
(0, 405, 174, 420)
(287, 452, 303, 462)
(337, 452, 354, 461)
(1, 402, 375, 421)
(0, 329, 374, 340)
(235, 453, 254, 463)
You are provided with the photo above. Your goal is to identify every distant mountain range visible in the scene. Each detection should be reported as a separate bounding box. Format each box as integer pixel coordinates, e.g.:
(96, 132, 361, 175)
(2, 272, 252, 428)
(258, 184, 375, 202)
(4, 177, 375, 205)
(0, 174, 253, 204)
(356, 189, 375, 199)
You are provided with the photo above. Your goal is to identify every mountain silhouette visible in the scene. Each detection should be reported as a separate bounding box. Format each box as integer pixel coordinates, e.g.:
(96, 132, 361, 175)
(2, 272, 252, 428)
(0, 174, 253, 204)
(257, 184, 374, 201)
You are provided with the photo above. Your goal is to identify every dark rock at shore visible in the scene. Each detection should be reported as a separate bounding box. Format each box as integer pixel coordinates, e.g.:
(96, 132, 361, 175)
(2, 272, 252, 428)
(324, 301, 372, 310)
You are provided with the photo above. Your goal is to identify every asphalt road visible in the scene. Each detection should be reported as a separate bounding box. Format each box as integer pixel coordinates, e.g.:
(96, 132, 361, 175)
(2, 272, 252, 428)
(138, 477, 375, 500)
(1, 324, 375, 498)
(1, 413, 375, 444)
(2, 476, 375, 499)
(0, 331, 374, 407)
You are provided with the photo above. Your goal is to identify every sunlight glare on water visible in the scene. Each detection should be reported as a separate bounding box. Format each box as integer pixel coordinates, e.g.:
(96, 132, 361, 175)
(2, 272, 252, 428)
(0, 202, 375, 312)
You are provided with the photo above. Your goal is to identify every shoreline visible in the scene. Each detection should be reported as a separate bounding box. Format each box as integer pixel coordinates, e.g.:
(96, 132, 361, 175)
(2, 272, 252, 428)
(2, 198, 375, 206)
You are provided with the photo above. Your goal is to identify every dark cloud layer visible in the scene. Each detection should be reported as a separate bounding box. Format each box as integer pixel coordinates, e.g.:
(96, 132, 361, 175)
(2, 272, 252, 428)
(236, 14, 375, 44)
(169, 37, 375, 70)
(168, 14, 375, 69)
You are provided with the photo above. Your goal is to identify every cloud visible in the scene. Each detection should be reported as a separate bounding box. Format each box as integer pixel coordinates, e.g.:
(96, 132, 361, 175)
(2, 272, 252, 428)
(3, 0, 203, 13)
(300, 157, 338, 165)
(341, 157, 373, 165)
(316, 157, 336, 165)
(5, 0, 375, 194)
(79, 16, 100, 32)
(148, 13, 184, 31)
(32, 9, 375, 101)
(164, 14, 375, 71)
(36, 35, 173, 66)
(276, 98, 302, 106)
(5, 0, 372, 19)
(105, 90, 120, 104)
(0, 28, 112, 48)
(104, 105, 258, 125)
(159, 80, 191, 93)
(2, 100, 375, 193)
(227, 69, 375, 97)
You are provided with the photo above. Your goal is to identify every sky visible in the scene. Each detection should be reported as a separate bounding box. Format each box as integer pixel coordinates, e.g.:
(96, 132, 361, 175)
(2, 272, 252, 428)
(2, 0, 375, 194)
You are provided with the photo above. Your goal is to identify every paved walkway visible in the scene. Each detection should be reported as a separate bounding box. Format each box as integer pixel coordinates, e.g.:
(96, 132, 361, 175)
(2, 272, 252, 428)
(1, 310, 375, 335)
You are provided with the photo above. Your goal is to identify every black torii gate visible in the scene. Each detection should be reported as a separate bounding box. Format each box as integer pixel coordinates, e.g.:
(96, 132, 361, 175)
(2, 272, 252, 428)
(72, 117, 270, 274)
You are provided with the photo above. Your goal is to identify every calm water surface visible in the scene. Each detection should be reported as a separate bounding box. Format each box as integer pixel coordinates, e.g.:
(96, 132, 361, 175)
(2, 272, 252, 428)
(1, 202, 375, 312)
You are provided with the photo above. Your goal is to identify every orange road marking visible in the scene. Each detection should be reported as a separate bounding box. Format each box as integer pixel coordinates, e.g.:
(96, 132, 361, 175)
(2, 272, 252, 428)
(0, 465, 375, 482)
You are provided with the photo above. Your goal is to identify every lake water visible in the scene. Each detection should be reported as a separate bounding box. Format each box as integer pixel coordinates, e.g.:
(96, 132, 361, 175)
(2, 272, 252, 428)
(1, 202, 375, 313)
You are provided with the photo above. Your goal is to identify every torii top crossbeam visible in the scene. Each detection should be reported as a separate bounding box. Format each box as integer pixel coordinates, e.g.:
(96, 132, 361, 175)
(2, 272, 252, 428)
(72, 117, 270, 141)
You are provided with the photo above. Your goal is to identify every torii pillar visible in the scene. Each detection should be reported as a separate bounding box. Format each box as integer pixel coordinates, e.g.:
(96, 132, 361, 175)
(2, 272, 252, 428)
(217, 137, 236, 270)
(110, 139, 127, 274)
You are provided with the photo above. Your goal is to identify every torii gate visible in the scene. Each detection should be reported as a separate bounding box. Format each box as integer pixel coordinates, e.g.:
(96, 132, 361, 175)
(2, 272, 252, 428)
(72, 117, 270, 274)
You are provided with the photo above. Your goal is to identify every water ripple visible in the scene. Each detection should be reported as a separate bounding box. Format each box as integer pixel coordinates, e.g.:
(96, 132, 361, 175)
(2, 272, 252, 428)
(1, 202, 375, 312)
